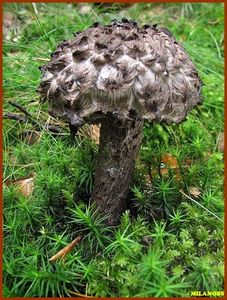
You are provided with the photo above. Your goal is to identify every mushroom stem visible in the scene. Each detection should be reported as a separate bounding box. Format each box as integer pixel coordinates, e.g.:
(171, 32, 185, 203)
(91, 115, 144, 225)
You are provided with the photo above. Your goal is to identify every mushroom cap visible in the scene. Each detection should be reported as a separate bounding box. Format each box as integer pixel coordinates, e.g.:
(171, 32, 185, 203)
(38, 19, 202, 125)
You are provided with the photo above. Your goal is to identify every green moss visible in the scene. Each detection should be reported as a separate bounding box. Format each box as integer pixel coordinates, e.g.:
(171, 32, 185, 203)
(3, 2, 224, 297)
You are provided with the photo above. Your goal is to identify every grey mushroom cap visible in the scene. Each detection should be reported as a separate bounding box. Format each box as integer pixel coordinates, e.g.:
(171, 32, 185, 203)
(37, 19, 202, 126)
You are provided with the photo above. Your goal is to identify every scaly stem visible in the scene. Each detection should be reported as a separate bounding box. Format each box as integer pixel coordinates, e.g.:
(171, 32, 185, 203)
(91, 115, 144, 225)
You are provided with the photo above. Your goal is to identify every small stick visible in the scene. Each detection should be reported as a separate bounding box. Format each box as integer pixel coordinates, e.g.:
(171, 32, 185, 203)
(3, 113, 28, 123)
(8, 100, 42, 129)
(4, 112, 63, 134)
(68, 290, 95, 298)
(44, 124, 62, 134)
(8, 100, 35, 119)
(180, 190, 223, 222)
(35, 57, 50, 62)
(49, 236, 82, 263)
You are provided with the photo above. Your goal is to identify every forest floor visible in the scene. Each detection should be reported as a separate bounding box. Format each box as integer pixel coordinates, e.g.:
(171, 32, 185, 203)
(3, 2, 224, 297)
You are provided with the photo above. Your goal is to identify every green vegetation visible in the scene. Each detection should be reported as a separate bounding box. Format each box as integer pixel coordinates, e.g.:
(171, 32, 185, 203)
(3, 2, 224, 297)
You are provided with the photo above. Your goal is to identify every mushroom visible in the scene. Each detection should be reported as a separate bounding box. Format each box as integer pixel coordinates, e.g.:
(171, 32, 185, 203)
(37, 19, 202, 225)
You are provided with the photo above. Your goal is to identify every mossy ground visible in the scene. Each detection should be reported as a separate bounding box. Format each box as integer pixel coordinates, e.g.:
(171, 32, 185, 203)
(3, 2, 224, 297)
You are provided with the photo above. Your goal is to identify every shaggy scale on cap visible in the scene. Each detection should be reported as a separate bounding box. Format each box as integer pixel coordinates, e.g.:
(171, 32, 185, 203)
(38, 19, 202, 125)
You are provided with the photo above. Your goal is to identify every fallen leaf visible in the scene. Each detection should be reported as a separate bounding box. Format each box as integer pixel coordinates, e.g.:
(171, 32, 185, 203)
(89, 124, 100, 144)
(6, 173, 36, 197)
(3, 12, 15, 40)
(188, 186, 201, 198)
(77, 4, 93, 14)
(49, 236, 82, 263)
(3, 12, 20, 41)
(79, 124, 100, 144)
(160, 153, 181, 180)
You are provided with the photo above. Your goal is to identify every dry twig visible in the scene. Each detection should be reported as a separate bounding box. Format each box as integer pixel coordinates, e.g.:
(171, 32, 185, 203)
(68, 290, 95, 298)
(49, 236, 82, 263)
(4, 110, 63, 134)
(180, 190, 223, 222)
